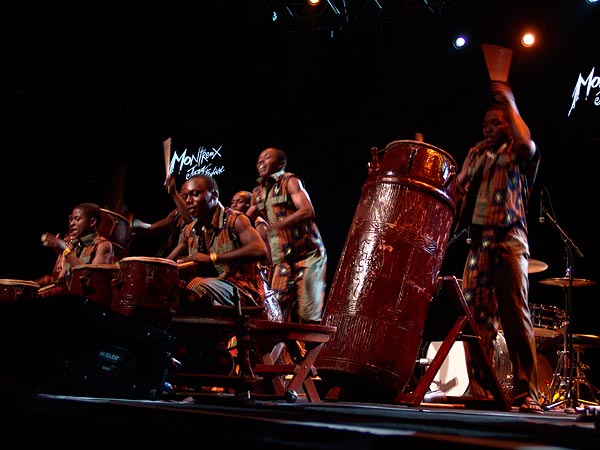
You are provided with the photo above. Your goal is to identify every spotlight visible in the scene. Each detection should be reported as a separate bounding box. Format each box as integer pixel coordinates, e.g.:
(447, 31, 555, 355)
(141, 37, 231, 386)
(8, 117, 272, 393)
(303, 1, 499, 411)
(308, 0, 320, 6)
(453, 35, 467, 49)
(521, 32, 536, 48)
(586, 0, 598, 4)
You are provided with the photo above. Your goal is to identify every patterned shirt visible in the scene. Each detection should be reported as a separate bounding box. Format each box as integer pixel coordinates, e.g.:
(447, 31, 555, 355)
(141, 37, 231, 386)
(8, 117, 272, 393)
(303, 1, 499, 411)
(253, 170, 326, 265)
(464, 141, 539, 231)
(62, 232, 112, 275)
(181, 202, 265, 305)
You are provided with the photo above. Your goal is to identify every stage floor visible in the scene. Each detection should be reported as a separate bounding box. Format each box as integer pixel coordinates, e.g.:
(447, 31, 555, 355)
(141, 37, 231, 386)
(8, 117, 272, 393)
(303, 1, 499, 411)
(4, 389, 599, 450)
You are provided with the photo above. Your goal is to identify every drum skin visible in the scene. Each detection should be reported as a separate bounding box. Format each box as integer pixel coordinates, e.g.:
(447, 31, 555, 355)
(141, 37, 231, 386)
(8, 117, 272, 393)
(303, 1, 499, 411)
(316, 140, 459, 400)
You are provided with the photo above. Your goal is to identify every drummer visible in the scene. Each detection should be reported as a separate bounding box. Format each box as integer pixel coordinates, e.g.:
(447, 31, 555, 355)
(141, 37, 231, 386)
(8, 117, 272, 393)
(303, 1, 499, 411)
(39, 202, 114, 289)
(171, 174, 268, 314)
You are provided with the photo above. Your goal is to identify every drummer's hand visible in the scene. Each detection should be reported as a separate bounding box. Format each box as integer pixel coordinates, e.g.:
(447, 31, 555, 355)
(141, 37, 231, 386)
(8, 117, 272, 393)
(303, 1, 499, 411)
(165, 175, 176, 194)
(490, 80, 516, 109)
(35, 274, 54, 287)
(41, 232, 67, 253)
(177, 253, 210, 265)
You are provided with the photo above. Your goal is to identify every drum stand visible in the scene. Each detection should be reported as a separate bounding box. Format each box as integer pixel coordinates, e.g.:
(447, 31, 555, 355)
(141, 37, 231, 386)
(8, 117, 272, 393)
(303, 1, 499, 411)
(542, 285, 579, 410)
(539, 200, 591, 411)
(543, 311, 600, 409)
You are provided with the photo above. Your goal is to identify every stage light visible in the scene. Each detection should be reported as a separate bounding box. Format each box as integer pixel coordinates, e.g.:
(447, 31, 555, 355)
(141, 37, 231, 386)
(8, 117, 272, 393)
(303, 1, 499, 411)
(453, 35, 467, 49)
(521, 32, 536, 48)
(586, 0, 598, 4)
(308, 0, 320, 6)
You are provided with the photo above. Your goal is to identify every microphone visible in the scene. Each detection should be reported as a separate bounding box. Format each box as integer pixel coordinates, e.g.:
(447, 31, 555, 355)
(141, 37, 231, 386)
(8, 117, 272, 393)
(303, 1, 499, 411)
(538, 189, 545, 224)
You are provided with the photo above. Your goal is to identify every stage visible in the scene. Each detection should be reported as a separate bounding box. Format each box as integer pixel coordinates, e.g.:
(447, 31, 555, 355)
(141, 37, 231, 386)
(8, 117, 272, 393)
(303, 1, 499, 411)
(2, 287, 600, 449)
(3, 389, 599, 450)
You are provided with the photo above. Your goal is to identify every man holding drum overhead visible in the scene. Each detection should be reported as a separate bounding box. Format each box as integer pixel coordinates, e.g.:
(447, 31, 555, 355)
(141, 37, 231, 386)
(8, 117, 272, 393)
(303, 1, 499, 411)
(40, 202, 115, 287)
(454, 81, 542, 413)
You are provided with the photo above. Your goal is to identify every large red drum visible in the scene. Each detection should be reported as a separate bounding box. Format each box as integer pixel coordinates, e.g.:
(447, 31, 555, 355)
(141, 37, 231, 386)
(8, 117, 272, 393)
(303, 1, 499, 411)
(68, 264, 119, 308)
(0, 279, 40, 302)
(113, 256, 180, 321)
(316, 140, 459, 401)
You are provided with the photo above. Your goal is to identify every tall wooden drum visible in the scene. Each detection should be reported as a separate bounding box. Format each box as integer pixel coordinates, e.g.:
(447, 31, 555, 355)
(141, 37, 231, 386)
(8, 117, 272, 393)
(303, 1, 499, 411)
(316, 140, 459, 401)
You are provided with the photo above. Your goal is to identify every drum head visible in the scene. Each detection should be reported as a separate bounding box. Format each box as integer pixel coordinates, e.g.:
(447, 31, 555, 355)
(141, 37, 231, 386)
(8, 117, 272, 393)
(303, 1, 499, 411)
(72, 264, 120, 271)
(0, 279, 40, 288)
(119, 256, 177, 266)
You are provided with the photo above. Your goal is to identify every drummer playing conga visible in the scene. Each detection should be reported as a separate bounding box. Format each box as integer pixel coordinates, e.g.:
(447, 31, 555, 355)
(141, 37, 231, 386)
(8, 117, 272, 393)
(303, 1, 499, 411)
(40, 202, 114, 288)
(171, 175, 270, 315)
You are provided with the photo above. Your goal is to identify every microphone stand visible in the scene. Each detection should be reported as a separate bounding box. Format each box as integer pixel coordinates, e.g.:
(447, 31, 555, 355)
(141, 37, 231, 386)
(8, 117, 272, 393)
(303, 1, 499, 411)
(539, 206, 584, 411)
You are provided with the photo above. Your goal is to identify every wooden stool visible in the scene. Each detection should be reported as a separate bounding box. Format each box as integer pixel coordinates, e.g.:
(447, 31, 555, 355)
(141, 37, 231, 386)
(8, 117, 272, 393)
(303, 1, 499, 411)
(248, 320, 337, 402)
(168, 312, 336, 402)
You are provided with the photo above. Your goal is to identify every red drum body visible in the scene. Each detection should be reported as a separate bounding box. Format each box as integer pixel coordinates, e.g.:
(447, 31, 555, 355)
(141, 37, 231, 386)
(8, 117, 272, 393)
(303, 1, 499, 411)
(100, 208, 133, 260)
(68, 264, 119, 308)
(113, 257, 180, 317)
(0, 279, 40, 302)
(316, 140, 459, 400)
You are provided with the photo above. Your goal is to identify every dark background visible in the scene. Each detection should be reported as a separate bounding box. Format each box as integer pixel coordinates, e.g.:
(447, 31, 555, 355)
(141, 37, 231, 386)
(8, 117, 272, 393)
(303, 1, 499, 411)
(2, 1, 599, 387)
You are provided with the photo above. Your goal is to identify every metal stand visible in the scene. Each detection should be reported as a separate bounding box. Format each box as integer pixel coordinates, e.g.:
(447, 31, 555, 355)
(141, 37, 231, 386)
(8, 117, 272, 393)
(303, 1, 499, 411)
(543, 330, 600, 409)
(542, 282, 579, 410)
(538, 192, 590, 411)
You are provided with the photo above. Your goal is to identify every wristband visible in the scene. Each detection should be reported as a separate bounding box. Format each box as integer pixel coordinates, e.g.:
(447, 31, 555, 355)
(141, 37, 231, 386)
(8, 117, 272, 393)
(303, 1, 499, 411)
(210, 252, 218, 263)
(63, 247, 72, 257)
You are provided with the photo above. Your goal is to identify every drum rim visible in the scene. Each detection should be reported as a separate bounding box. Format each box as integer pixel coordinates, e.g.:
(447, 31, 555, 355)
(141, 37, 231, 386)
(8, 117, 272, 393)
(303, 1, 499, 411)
(529, 303, 564, 311)
(0, 279, 41, 287)
(100, 208, 130, 222)
(39, 283, 60, 291)
(119, 256, 178, 265)
(71, 264, 120, 270)
(383, 139, 457, 165)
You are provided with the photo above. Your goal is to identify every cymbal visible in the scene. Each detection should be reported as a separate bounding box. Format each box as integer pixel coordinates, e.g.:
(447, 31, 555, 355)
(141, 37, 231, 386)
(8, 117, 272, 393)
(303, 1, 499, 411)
(550, 334, 600, 349)
(528, 259, 548, 274)
(539, 277, 597, 288)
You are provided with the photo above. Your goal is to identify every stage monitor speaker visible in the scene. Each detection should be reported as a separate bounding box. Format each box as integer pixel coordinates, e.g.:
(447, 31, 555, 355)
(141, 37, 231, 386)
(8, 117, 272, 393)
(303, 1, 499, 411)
(0, 294, 176, 400)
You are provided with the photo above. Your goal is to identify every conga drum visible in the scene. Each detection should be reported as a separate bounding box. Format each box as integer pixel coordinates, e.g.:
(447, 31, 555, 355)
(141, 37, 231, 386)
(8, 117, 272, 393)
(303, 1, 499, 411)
(113, 256, 181, 329)
(316, 140, 459, 401)
(68, 264, 119, 308)
(0, 279, 40, 302)
(99, 208, 133, 260)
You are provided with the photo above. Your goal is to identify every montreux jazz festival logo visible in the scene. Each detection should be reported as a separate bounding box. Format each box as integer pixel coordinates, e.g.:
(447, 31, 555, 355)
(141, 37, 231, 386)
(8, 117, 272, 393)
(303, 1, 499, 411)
(169, 144, 226, 180)
(568, 66, 600, 116)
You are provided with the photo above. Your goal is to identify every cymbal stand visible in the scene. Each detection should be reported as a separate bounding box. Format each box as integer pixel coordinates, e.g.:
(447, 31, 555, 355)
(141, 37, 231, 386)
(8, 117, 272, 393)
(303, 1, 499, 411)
(538, 197, 585, 411)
